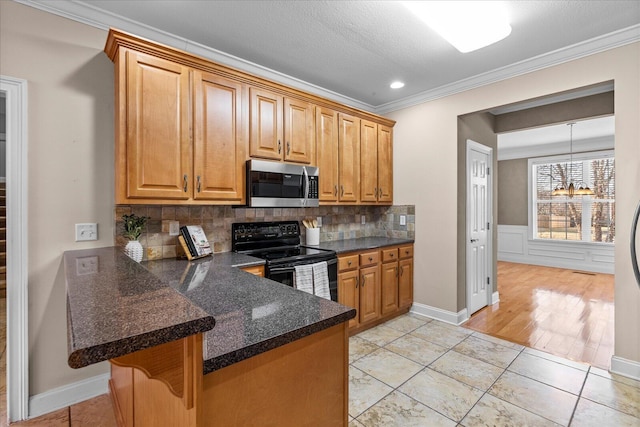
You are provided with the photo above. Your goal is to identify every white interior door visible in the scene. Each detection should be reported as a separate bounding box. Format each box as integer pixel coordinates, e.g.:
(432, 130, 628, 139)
(467, 140, 492, 316)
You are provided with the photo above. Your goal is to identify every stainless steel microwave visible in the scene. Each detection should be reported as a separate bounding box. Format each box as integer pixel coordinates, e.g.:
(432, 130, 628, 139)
(246, 159, 319, 207)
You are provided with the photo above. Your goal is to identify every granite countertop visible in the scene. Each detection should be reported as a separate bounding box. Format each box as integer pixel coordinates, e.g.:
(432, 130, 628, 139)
(314, 237, 414, 254)
(65, 247, 355, 374)
(64, 247, 215, 369)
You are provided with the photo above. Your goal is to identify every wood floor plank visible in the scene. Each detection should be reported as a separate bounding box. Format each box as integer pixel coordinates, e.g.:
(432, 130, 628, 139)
(463, 262, 614, 369)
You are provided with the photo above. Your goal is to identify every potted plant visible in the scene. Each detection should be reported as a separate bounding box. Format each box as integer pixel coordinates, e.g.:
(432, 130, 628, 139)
(122, 213, 149, 262)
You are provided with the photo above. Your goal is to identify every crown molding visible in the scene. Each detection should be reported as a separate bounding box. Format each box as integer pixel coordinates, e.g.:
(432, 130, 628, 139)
(375, 24, 640, 115)
(11, 1, 640, 116)
(11, 0, 375, 112)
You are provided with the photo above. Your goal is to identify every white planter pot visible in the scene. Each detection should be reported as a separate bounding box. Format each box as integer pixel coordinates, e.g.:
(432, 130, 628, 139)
(124, 240, 144, 262)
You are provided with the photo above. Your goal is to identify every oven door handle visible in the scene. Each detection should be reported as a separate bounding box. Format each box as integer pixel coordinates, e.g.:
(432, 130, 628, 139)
(268, 258, 337, 274)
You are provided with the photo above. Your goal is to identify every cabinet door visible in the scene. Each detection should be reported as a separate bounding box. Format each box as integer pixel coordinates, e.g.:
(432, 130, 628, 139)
(359, 265, 380, 324)
(338, 269, 359, 329)
(338, 114, 360, 203)
(125, 50, 191, 200)
(193, 71, 246, 203)
(377, 124, 393, 203)
(284, 98, 314, 164)
(399, 258, 414, 309)
(316, 107, 339, 202)
(249, 87, 283, 160)
(381, 261, 399, 315)
(360, 120, 378, 203)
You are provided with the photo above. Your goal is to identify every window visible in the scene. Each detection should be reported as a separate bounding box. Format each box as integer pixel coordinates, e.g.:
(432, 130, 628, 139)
(530, 151, 615, 243)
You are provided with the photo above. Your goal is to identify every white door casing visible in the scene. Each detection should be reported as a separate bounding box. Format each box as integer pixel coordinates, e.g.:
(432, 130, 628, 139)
(466, 140, 493, 316)
(0, 76, 29, 422)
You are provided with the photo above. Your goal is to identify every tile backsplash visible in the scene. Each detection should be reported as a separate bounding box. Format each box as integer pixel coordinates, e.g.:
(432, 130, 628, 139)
(114, 205, 415, 261)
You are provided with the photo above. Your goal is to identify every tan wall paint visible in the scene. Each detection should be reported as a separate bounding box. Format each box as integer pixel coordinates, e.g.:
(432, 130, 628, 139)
(497, 159, 528, 226)
(1, 0, 639, 403)
(0, 2, 114, 394)
(390, 43, 640, 363)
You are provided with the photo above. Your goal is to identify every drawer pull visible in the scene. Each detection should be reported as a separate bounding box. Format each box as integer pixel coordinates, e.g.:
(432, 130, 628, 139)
(334, 185, 338, 196)
(183, 174, 188, 192)
(361, 275, 366, 287)
(355, 277, 359, 288)
(278, 140, 282, 154)
(287, 141, 290, 155)
(400, 266, 404, 276)
(197, 175, 201, 193)
(395, 266, 398, 277)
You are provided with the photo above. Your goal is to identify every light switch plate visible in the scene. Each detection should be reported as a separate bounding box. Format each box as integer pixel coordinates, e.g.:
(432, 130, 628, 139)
(361, 215, 366, 225)
(75, 223, 98, 241)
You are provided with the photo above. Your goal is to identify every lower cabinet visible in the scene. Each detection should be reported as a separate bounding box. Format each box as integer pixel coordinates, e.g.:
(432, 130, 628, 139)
(241, 265, 265, 277)
(338, 244, 414, 334)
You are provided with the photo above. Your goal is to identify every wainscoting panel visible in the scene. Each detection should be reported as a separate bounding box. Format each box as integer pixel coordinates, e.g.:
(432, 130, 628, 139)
(497, 225, 614, 274)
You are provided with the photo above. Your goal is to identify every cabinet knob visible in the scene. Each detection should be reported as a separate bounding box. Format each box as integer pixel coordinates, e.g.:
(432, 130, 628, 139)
(348, 260, 352, 266)
(368, 256, 373, 262)
(405, 250, 409, 255)
(390, 253, 394, 257)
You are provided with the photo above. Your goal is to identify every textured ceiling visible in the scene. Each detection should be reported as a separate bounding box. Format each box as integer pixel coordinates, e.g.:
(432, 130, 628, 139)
(70, 0, 640, 109)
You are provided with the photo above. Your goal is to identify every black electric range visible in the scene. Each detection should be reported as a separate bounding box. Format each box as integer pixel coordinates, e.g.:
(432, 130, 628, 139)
(232, 221, 338, 301)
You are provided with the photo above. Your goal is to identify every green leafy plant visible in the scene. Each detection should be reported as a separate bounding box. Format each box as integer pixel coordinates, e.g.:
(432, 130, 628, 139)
(122, 214, 149, 240)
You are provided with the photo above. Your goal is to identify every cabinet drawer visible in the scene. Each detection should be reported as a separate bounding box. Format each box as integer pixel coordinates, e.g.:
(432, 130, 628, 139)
(338, 254, 359, 271)
(399, 245, 413, 259)
(359, 251, 379, 266)
(381, 248, 399, 262)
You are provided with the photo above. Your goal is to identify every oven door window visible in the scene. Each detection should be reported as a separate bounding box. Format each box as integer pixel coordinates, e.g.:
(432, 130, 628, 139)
(267, 267, 295, 288)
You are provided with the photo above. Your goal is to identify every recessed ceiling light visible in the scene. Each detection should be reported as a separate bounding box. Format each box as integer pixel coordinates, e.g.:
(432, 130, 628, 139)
(402, 1, 512, 53)
(390, 81, 405, 89)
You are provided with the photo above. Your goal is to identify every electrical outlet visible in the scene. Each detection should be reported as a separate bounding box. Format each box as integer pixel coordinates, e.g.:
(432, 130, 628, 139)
(76, 256, 98, 275)
(169, 221, 180, 236)
(361, 215, 366, 225)
(400, 215, 406, 226)
(75, 223, 98, 241)
(316, 216, 322, 227)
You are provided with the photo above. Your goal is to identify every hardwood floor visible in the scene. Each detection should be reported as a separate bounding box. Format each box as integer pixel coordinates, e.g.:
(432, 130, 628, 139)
(463, 261, 614, 369)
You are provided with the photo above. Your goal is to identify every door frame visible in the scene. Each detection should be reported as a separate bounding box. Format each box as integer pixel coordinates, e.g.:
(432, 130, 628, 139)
(466, 139, 494, 315)
(0, 75, 29, 422)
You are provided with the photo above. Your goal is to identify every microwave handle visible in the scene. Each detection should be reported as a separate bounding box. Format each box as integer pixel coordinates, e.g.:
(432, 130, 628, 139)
(302, 166, 309, 202)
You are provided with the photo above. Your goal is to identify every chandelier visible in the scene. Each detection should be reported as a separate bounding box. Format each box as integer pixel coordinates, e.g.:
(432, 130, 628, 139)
(551, 123, 595, 198)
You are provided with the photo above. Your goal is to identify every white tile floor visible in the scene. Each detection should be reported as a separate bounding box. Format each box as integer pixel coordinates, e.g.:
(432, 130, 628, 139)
(348, 313, 640, 427)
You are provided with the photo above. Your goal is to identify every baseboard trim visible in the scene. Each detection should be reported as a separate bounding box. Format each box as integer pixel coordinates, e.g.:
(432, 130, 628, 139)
(29, 373, 109, 419)
(411, 302, 469, 326)
(610, 356, 640, 381)
(492, 291, 500, 305)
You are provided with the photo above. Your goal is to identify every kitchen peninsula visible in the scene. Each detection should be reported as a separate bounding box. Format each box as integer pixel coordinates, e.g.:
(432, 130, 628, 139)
(65, 247, 356, 426)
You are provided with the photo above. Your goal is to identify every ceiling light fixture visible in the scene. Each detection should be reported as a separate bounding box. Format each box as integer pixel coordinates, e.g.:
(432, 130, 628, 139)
(552, 123, 595, 198)
(402, 1, 512, 53)
(390, 81, 405, 89)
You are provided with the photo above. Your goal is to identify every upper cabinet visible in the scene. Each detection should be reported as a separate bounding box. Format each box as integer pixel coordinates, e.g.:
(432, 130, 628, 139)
(120, 50, 192, 201)
(249, 88, 314, 164)
(360, 120, 393, 205)
(104, 29, 394, 206)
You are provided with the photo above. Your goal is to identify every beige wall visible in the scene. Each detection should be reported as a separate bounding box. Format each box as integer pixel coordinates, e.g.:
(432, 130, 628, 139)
(0, 2, 114, 394)
(390, 43, 640, 363)
(1, 0, 639, 404)
(497, 159, 528, 226)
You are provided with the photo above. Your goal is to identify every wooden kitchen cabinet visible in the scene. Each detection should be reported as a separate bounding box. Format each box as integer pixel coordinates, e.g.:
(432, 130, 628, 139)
(105, 29, 394, 207)
(118, 50, 192, 201)
(337, 113, 360, 203)
(316, 107, 339, 202)
(338, 244, 413, 334)
(398, 245, 414, 308)
(241, 265, 265, 277)
(249, 87, 314, 164)
(193, 71, 247, 203)
(110, 46, 246, 204)
(380, 248, 399, 315)
(360, 120, 393, 204)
